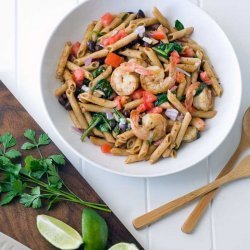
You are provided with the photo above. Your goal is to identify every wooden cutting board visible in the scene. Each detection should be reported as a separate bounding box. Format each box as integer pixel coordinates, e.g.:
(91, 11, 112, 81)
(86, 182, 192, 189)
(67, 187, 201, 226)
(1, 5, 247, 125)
(0, 81, 142, 250)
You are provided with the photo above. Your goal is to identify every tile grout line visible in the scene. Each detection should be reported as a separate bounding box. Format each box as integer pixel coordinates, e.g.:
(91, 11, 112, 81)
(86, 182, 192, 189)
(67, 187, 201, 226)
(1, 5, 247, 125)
(145, 178, 151, 250)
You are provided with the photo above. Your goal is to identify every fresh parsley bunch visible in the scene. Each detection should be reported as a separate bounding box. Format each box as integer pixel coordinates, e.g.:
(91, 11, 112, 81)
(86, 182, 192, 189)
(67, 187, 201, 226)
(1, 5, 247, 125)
(0, 130, 110, 212)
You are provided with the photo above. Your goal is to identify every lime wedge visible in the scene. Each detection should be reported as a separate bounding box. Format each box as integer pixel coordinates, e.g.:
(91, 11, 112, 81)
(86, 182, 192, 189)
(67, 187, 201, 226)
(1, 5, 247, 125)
(108, 243, 139, 250)
(37, 215, 83, 250)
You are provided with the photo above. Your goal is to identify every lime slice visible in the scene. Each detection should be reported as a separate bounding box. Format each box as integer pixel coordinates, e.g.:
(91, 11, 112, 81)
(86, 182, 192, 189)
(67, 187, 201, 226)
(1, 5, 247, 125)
(108, 243, 139, 250)
(37, 215, 83, 250)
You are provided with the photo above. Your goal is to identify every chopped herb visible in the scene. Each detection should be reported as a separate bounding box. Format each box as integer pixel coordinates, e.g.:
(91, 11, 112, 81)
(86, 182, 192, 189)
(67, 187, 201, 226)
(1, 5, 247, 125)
(92, 67, 105, 78)
(81, 115, 102, 141)
(195, 83, 207, 96)
(175, 20, 184, 31)
(153, 42, 183, 59)
(91, 79, 114, 99)
(0, 131, 110, 212)
(154, 93, 168, 106)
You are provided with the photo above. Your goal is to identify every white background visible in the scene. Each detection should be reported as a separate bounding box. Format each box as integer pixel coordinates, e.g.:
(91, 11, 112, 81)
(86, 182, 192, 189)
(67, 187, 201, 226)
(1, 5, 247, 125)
(0, 0, 250, 249)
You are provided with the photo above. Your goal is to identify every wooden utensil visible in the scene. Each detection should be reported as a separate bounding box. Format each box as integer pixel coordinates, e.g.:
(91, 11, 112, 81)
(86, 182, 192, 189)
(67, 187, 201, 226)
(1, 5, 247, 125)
(133, 155, 250, 230)
(182, 108, 250, 233)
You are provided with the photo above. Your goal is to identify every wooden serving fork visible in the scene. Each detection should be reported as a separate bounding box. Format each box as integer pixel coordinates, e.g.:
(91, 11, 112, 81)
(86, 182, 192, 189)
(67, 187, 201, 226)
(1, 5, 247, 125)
(133, 155, 250, 230)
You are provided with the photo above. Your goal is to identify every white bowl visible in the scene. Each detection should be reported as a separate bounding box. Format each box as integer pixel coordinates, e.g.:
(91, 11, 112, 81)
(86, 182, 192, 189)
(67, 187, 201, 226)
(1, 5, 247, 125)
(40, 0, 242, 177)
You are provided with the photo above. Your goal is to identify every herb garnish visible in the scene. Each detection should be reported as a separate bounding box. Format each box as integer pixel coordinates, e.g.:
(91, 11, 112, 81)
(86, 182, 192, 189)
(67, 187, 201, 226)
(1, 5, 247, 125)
(0, 130, 110, 212)
(175, 20, 184, 31)
(153, 42, 183, 59)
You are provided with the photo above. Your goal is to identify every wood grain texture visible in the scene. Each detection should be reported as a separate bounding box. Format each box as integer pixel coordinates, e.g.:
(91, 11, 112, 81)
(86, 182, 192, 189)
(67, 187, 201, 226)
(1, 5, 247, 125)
(0, 81, 142, 250)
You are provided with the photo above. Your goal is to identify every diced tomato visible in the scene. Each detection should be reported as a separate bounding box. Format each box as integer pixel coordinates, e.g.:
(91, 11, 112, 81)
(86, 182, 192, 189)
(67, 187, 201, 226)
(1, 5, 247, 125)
(145, 101, 154, 110)
(176, 72, 185, 83)
(71, 42, 80, 57)
(143, 91, 157, 103)
(105, 52, 124, 68)
(170, 50, 180, 65)
(182, 47, 195, 57)
(72, 68, 84, 87)
(131, 88, 144, 100)
(102, 29, 127, 46)
(148, 107, 163, 114)
(137, 103, 147, 113)
(150, 30, 166, 40)
(101, 143, 112, 153)
(200, 71, 212, 85)
(101, 12, 114, 26)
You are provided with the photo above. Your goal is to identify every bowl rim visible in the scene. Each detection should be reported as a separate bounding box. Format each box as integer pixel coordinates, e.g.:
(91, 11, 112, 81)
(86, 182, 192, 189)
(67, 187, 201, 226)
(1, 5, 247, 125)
(39, 0, 242, 178)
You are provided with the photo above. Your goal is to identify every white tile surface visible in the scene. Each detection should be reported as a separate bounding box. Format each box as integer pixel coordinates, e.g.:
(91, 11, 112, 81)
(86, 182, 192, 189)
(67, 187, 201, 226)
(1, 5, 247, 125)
(0, 0, 250, 249)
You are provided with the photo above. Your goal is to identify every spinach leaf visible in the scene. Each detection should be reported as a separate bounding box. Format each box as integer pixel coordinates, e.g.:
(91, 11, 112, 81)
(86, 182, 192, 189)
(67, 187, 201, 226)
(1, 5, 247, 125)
(195, 83, 207, 96)
(175, 20, 184, 31)
(154, 93, 168, 106)
(92, 79, 114, 98)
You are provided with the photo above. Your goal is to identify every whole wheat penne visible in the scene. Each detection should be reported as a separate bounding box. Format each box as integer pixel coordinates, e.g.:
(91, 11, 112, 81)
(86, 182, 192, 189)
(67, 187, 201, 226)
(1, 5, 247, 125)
(111, 148, 130, 156)
(115, 130, 134, 147)
(79, 93, 116, 108)
(83, 61, 100, 71)
(126, 137, 136, 149)
(92, 20, 103, 42)
(125, 154, 149, 164)
(203, 61, 223, 96)
(56, 42, 72, 79)
(90, 136, 114, 147)
(66, 61, 80, 71)
(79, 103, 114, 113)
(168, 27, 194, 41)
(167, 90, 188, 114)
(103, 132, 116, 143)
(55, 83, 67, 96)
(162, 148, 171, 158)
(191, 110, 217, 119)
(149, 133, 172, 164)
(152, 6, 172, 31)
(160, 102, 173, 109)
(139, 140, 150, 157)
(143, 47, 163, 68)
(127, 138, 142, 154)
(68, 110, 81, 129)
(179, 57, 201, 65)
(107, 32, 138, 52)
(158, 56, 169, 64)
(131, 17, 158, 27)
(177, 79, 187, 99)
(66, 89, 88, 129)
(175, 112, 192, 149)
(176, 63, 199, 73)
(191, 50, 203, 83)
(124, 99, 143, 110)
(119, 49, 147, 60)
(101, 13, 125, 33)
(74, 49, 109, 66)
(77, 21, 96, 58)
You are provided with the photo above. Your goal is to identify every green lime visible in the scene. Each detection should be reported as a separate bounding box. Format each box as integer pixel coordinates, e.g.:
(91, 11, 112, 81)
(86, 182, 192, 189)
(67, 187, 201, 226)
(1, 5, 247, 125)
(82, 208, 108, 250)
(37, 215, 82, 250)
(108, 242, 139, 250)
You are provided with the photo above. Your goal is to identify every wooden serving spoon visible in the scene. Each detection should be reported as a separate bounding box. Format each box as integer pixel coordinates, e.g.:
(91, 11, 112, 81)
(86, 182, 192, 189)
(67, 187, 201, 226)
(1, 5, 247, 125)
(182, 107, 250, 233)
(133, 155, 250, 230)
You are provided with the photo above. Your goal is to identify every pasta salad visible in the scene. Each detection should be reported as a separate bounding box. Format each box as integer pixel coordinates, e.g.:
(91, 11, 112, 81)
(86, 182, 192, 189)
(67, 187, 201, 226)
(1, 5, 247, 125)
(54, 7, 222, 164)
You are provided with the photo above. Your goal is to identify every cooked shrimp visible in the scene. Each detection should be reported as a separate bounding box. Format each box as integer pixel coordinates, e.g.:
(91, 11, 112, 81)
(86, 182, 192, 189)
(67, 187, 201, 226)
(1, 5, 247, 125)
(140, 66, 175, 94)
(110, 61, 152, 96)
(191, 117, 206, 131)
(193, 87, 213, 111)
(185, 82, 200, 112)
(130, 110, 167, 141)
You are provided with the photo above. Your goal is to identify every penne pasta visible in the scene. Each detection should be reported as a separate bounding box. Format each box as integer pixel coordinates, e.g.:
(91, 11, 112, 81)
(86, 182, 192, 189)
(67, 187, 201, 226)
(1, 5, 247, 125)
(152, 6, 173, 31)
(68, 110, 81, 129)
(90, 136, 114, 147)
(176, 63, 200, 73)
(101, 13, 125, 33)
(124, 99, 143, 110)
(139, 140, 150, 157)
(143, 47, 163, 68)
(54, 83, 67, 97)
(83, 61, 100, 71)
(191, 110, 217, 119)
(167, 90, 188, 114)
(77, 21, 96, 58)
(168, 27, 194, 41)
(66, 89, 88, 129)
(92, 20, 103, 42)
(127, 138, 142, 154)
(92, 66, 113, 87)
(79, 103, 114, 113)
(111, 148, 130, 156)
(119, 49, 147, 60)
(56, 42, 72, 80)
(79, 93, 116, 108)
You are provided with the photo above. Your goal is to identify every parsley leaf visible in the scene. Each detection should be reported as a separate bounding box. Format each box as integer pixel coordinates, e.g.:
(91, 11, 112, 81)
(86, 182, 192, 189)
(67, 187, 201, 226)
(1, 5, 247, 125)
(5, 149, 21, 159)
(0, 191, 18, 206)
(21, 142, 35, 150)
(48, 155, 65, 165)
(0, 133, 16, 149)
(38, 133, 51, 146)
(24, 129, 36, 143)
